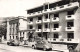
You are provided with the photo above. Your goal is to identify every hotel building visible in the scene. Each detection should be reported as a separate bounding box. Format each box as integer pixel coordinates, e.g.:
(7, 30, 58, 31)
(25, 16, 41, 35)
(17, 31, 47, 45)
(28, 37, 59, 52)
(26, 0, 80, 51)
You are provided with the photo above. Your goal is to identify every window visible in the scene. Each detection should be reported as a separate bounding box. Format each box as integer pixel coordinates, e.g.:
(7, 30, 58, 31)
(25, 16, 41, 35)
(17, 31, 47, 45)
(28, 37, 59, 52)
(16, 36, 18, 39)
(45, 14, 48, 19)
(44, 4, 48, 11)
(67, 33, 74, 39)
(30, 18, 33, 21)
(54, 23, 59, 28)
(54, 14, 59, 17)
(10, 36, 11, 39)
(54, 14, 59, 20)
(67, 22, 74, 27)
(20, 32, 21, 36)
(38, 25, 42, 29)
(67, 10, 74, 15)
(23, 32, 24, 34)
(45, 24, 48, 28)
(29, 25, 33, 29)
(13, 36, 14, 39)
(53, 33, 59, 38)
(38, 16, 42, 20)
(38, 33, 42, 37)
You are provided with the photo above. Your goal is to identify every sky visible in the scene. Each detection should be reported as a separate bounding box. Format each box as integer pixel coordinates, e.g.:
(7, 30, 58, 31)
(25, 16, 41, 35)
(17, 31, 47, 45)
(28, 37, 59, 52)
(0, 0, 60, 18)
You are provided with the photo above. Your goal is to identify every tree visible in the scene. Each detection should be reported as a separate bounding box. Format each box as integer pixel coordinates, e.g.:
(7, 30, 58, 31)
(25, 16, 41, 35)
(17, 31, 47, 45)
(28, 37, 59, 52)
(0, 23, 7, 39)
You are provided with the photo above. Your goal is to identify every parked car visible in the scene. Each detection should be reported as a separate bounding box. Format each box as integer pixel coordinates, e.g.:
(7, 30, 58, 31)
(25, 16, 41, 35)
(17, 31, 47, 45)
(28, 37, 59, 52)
(23, 39, 36, 49)
(35, 40, 52, 51)
(7, 39, 20, 46)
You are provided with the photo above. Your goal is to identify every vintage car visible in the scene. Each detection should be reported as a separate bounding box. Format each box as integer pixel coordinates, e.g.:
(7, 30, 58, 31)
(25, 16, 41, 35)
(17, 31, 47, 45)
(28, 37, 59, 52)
(7, 39, 20, 46)
(35, 40, 52, 51)
(23, 39, 36, 49)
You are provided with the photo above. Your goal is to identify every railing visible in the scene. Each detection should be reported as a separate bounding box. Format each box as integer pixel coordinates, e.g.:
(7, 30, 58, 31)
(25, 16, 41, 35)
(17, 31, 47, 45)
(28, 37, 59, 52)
(36, 29, 42, 32)
(48, 38, 79, 43)
(43, 28, 50, 32)
(52, 17, 59, 22)
(27, 2, 79, 17)
(49, 2, 79, 11)
(36, 20, 42, 23)
(52, 26, 61, 32)
(66, 15, 75, 20)
(28, 22, 33, 25)
(65, 27, 74, 31)
(43, 19, 50, 23)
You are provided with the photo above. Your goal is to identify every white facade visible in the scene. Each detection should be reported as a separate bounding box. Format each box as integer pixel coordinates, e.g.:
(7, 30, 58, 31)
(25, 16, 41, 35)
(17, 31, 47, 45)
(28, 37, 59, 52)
(6, 16, 27, 41)
(26, 0, 80, 51)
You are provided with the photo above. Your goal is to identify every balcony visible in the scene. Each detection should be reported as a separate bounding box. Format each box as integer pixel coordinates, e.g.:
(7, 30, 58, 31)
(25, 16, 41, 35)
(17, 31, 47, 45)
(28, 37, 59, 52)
(49, 2, 79, 13)
(36, 20, 42, 24)
(43, 9, 50, 13)
(65, 27, 74, 31)
(27, 11, 43, 17)
(48, 38, 79, 43)
(36, 29, 42, 32)
(28, 22, 33, 25)
(52, 26, 61, 32)
(43, 19, 50, 23)
(43, 28, 50, 32)
(66, 15, 75, 20)
(27, 2, 79, 17)
(52, 17, 59, 22)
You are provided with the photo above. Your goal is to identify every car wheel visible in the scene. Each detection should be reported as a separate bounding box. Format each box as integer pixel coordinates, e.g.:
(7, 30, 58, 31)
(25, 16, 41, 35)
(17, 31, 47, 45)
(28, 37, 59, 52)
(7, 43, 9, 45)
(43, 46, 47, 51)
(17, 44, 19, 46)
(9, 43, 12, 46)
(32, 45, 36, 49)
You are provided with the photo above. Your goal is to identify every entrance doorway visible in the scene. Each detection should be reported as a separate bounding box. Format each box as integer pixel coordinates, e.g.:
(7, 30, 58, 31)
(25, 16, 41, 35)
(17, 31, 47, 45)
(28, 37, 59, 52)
(43, 32, 48, 40)
(20, 37, 24, 42)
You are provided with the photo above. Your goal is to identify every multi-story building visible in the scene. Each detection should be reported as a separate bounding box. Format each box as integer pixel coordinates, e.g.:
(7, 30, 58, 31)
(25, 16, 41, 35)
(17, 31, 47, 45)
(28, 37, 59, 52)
(6, 16, 27, 42)
(26, 0, 80, 51)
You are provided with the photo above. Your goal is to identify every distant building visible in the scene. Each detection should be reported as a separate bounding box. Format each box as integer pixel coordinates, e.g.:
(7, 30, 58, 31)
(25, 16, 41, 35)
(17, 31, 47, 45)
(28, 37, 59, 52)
(26, 0, 80, 51)
(6, 16, 27, 42)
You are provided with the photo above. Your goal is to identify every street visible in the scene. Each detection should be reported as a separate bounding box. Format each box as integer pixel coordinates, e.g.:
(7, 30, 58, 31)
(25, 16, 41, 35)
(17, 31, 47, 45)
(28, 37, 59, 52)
(0, 43, 59, 52)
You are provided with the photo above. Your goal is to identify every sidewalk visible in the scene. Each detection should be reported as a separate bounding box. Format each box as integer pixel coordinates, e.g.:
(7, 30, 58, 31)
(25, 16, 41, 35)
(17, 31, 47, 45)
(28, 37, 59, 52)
(0, 40, 7, 44)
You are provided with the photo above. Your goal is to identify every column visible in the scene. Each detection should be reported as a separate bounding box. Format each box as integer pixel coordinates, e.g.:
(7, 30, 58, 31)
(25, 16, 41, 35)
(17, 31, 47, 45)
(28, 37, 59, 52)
(18, 32, 20, 40)
(24, 32, 28, 40)
(6, 19, 10, 40)
(14, 24, 17, 39)
(11, 24, 13, 39)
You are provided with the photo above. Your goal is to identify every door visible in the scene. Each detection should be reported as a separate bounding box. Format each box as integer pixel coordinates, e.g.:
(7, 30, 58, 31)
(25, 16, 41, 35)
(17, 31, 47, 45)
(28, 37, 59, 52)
(43, 32, 47, 40)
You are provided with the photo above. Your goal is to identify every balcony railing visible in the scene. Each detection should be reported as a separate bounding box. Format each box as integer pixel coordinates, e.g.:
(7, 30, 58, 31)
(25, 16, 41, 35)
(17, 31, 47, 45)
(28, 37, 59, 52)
(28, 22, 33, 25)
(66, 15, 75, 20)
(36, 29, 42, 32)
(49, 2, 79, 12)
(52, 17, 59, 22)
(48, 38, 79, 43)
(27, 2, 79, 17)
(36, 20, 42, 24)
(52, 26, 61, 32)
(27, 11, 43, 17)
(43, 28, 50, 32)
(65, 27, 74, 31)
(43, 19, 50, 23)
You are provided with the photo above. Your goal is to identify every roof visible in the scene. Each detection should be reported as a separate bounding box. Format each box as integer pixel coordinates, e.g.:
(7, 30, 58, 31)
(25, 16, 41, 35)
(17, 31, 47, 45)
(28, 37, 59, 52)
(2, 16, 27, 23)
(26, 0, 61, 11)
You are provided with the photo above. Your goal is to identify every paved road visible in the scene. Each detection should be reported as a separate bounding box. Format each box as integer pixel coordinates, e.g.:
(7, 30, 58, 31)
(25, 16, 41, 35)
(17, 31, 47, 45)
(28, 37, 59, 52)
(0, 43, 59, 52)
